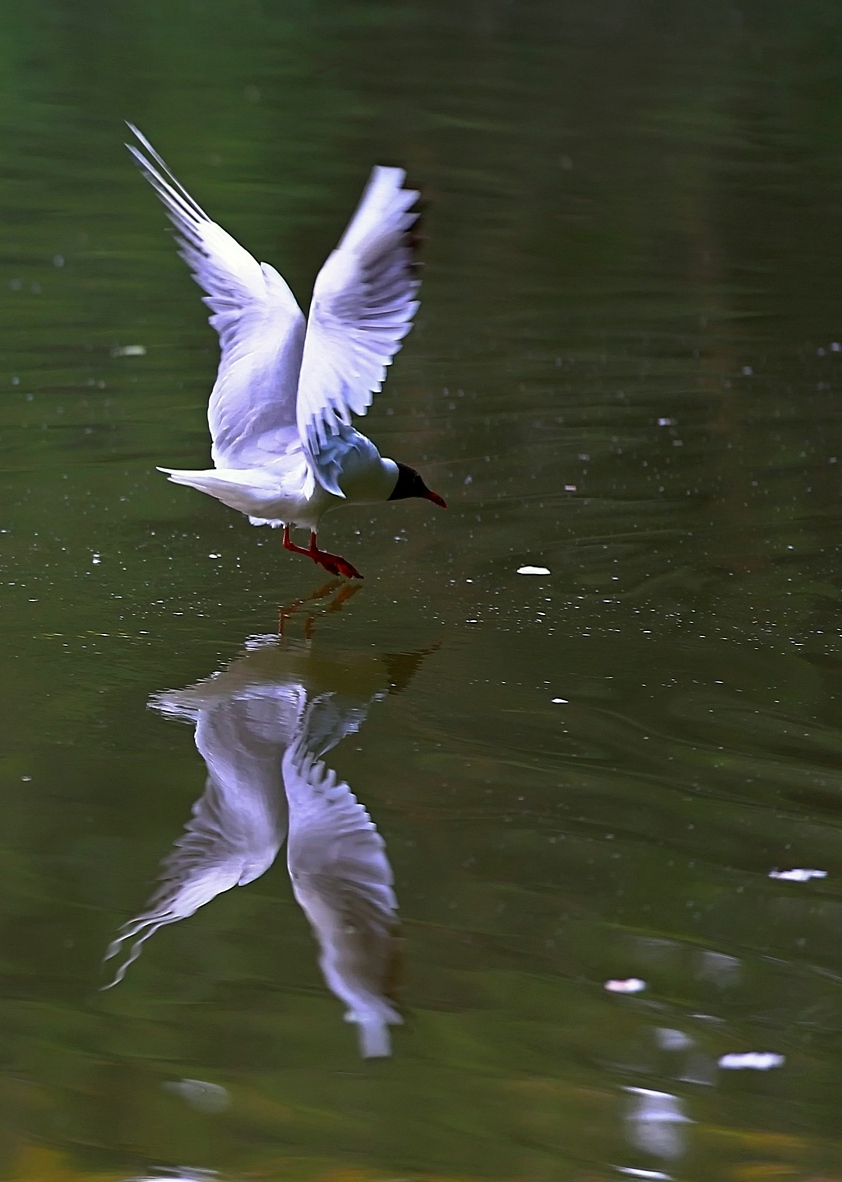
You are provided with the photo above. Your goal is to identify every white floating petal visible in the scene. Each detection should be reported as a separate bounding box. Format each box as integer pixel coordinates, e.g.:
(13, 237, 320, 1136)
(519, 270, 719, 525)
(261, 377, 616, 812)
(615, 1169, 672, 1180)
(517, 565, 551, 575)
(605, 977, 646, 994)
(769, 868, 827, 882)
(718, 1052, 784, 1071)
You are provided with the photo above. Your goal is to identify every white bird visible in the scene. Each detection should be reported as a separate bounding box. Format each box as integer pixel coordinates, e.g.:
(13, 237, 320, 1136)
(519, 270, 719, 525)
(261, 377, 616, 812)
(126, 125, 446, 579)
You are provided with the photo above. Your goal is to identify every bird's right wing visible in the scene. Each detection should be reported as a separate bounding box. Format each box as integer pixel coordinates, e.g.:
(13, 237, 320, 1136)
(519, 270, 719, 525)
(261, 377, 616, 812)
(295, 166, 421, 495)
(127, 125, 306, 468)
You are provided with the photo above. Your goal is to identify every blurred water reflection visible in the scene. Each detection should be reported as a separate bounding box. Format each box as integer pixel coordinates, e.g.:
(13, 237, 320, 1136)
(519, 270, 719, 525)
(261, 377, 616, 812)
(105, 615, 426, 1058)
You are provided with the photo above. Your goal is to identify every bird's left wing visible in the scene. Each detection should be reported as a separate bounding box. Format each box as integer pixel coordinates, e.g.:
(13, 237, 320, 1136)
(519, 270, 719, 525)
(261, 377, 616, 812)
(127, 125, 306, 468)
(295, 166, 421, 495)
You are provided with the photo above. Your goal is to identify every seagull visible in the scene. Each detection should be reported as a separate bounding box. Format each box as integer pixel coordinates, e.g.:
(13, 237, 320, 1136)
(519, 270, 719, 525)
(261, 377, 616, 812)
(126, 125, 446, 579)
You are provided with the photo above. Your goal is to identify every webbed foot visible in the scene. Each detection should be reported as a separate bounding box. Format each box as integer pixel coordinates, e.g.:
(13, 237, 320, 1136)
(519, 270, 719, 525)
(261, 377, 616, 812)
(311, 548, 364, 580)
(281, 524, 363, 579)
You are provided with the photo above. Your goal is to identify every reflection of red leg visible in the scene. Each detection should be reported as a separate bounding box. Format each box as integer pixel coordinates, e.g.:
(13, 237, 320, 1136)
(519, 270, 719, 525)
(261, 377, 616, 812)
(278, 576, 340, 637)
(282, 524, 363, 579)
(278, 577, 361, 637)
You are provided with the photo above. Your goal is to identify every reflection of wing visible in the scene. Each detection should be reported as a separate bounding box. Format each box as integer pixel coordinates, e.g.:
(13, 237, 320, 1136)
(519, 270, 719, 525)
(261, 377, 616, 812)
(106, 635, 428, 1057)
(296, 166, 421, 495)
(103, 689, 294, 987)
(284, 727, 401, 1058)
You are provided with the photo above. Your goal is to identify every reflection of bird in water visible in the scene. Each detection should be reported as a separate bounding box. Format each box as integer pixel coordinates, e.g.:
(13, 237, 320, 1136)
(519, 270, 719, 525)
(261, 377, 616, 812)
(284, 733, 400, 1058)
(104, 628, 431, 1057)
(126, 125, 446, 580)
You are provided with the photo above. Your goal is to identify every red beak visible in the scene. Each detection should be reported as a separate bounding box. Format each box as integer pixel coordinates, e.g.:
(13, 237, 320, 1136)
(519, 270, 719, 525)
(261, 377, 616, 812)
(425, 490, 447, 509)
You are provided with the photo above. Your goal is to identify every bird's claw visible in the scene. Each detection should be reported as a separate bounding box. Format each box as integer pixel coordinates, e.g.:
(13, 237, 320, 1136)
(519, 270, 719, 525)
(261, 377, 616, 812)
(282, 525, 363, 579)
(312, 550, 363, 580)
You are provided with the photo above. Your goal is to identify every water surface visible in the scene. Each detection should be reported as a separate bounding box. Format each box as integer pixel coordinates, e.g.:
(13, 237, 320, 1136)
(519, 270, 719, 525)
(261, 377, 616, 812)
(1, 2, 841, 1179)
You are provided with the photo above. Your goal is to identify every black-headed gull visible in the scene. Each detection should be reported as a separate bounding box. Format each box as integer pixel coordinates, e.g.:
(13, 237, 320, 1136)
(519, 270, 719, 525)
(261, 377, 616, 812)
(103, 634, 422, 1057)
(127, 125, 446, 579)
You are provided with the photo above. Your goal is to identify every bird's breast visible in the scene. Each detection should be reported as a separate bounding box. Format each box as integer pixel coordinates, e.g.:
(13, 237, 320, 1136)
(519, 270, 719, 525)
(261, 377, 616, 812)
(324, 435, 398, 503)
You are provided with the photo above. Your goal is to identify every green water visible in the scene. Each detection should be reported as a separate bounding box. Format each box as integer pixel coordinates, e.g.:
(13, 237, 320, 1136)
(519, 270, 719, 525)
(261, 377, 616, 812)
(1, 1, 842, 1179)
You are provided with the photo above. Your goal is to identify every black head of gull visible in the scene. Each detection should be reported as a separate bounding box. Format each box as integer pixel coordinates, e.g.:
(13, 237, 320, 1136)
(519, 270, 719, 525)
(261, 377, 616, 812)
(387, 461, 447, 508)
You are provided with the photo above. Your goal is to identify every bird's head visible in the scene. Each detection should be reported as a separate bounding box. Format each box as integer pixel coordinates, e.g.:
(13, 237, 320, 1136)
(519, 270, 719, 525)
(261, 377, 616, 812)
(388, 462, 447, 508)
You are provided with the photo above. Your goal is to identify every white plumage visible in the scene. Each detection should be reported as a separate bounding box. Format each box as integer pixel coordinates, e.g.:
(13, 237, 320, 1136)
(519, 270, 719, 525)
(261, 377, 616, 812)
(127, 125, 445, 578)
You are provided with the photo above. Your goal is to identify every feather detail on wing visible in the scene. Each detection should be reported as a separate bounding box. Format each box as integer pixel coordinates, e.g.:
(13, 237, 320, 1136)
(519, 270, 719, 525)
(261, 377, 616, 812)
(102, 686, 292, 990)
(296, 166, 421, 496)
(126, 124, 306, 468)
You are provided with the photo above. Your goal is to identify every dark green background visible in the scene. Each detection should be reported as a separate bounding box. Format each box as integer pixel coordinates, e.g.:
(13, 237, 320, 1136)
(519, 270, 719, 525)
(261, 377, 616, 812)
(0, 1, 841, 1179)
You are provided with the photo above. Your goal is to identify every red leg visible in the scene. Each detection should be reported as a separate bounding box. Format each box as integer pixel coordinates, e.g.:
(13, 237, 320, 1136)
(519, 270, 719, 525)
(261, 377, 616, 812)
(282, 524, 363, 579)
(282, 523, 311, 558)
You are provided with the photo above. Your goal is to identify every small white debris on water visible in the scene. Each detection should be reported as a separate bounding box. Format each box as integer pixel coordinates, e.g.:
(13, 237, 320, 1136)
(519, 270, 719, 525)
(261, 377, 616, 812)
(111, 344, 147, 357)
(742, 365, 753, 375)
(655, 1028, 693, 1051)
(551, 698, 568, 704)
(719, 1052, 784, 1071)
(517, 565, 551, 575)
(657, 417, 674, 426)
(832, 342, 841, 351)
(162, 1077, 230, 1113)
(53, 254, 65, 268)
(92, 553, 101, 565)
(125, 1173, 217, 1182)
(615, 1169, 672, 1180)
(605, 977, 646, 994)
(769, 868, 827, 882)
(564, 483, 577, 491)
(208, 553, 221, 559)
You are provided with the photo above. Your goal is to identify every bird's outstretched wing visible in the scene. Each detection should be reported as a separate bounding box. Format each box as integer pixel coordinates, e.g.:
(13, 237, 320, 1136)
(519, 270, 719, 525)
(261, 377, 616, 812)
(295, 166, 421, 496)
(283, 733, 401, 1057)
(127, 124, 306, 468)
